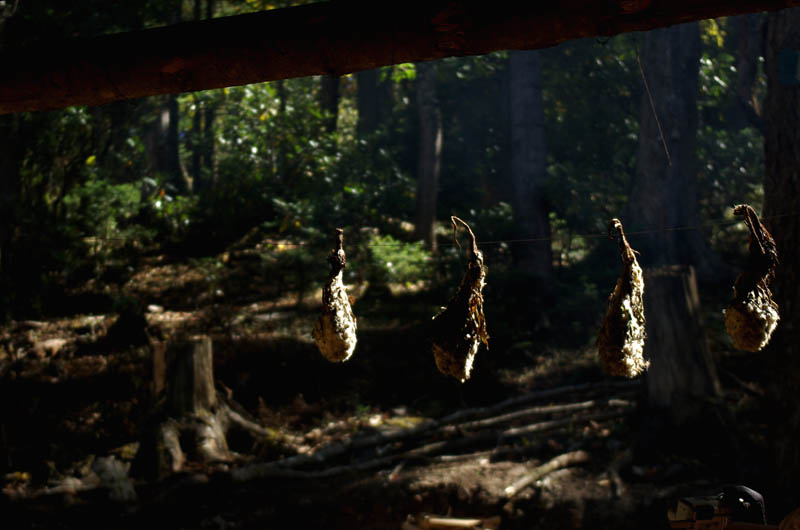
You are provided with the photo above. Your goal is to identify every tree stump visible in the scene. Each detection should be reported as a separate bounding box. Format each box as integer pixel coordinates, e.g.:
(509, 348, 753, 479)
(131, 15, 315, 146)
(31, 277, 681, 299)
(643, 266, 721, 423)
(135, 336, 272, 479)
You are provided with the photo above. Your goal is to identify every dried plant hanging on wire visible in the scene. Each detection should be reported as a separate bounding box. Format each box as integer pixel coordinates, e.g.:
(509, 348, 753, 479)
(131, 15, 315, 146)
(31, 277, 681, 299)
(312, 228, 357, 362)
(597, 219, 648, 378)
(431, 216, 488, 382)
(724, 204, 779, 352)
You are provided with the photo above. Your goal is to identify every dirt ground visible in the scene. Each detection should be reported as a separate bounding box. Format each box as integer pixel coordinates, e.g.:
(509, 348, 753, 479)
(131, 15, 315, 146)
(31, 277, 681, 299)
(0, 250, 783, 529)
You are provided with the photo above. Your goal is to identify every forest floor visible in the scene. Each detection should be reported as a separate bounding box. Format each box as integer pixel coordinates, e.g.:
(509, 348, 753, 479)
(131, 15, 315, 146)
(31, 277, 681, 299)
(0, 241, 785, 529)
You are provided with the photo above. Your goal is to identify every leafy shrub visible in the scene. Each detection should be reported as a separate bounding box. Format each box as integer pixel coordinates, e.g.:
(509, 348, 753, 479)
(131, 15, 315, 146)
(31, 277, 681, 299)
(365, 234, 433, 286)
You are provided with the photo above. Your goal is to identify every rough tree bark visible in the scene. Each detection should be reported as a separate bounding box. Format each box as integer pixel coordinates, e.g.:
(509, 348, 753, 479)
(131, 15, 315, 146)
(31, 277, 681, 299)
(627, 23, 721, 421)
(508, 49, 553, 281)
(2, 1, 798, 114)
(644, 266, 721, 422)
(135, 336, 272, 479)
(414, 61, 442, 251)
(626, 22, 722, 280)
(762, 6, 800, 495)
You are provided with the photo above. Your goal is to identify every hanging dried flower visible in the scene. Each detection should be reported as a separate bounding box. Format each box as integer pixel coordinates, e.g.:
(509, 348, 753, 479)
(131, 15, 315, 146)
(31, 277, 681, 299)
(312, 228, 357, 362)
(724, 204, 779, 352)
(597, 219, 648, 378)
(431, 216, 488, 382)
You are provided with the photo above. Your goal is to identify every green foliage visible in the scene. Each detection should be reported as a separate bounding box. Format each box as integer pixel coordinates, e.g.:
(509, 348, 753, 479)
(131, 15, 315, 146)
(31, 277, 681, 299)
(541, 37, 640, 237)
(363, 234, 433, 287)
(63, 172, 154, 262)
(437, 53, 509, 213)
(0, 7, 772, 327)
(695, 17, 765, 258)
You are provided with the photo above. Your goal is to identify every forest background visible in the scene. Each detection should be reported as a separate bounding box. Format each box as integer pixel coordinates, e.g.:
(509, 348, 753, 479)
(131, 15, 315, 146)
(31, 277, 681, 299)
(1, 1, 800, 528)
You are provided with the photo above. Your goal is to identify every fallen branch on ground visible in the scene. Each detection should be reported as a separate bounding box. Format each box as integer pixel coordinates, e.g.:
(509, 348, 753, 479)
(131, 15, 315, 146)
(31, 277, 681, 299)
(232, 406, 633, 481)
(499, 409, 632, 442)
(503, 450, 590, 498)
(403, 513, 501, 530)
(232, 381, 639, 481)
(452, 397, 634, 432)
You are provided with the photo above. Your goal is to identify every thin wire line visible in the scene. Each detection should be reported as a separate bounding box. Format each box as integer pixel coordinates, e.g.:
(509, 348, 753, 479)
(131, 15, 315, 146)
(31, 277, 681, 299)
(636, 45, 672, 167)
(83, 211, 800, 249)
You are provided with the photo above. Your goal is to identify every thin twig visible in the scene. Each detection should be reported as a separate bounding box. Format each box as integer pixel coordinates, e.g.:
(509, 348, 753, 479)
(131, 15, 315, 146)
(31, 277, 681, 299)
(452, 397, 634, 432)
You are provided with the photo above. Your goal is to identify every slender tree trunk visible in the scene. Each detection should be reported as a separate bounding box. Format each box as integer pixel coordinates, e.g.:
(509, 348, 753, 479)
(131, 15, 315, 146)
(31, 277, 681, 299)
(731, 13, 765, 131)
(627, 23, 721, 421)
(508, 50, 552, 280)
(357, 69, 380, 138)
(166, 95, 185, 193)
(356, 67, 391, 139)
(191, 94, 203, 192)
(203, 0, 218, 192)
(414, 61, 442, 251)
(158, 1, 187, 194)
(274, 79, 288, 182)
(763, 6, 800, 495)
(319, 75, 340, 133)
(189, 0, 209, 194)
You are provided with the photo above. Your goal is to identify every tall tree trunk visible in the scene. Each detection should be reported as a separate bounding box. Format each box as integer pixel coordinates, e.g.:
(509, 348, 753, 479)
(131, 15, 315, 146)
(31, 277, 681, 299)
(414, 61, 442, 251)
(189, 0, 215, 194)
(154, 1, 187, 195)
(356, 68, 391, 138)
(274, 79, 288, 182)
(730, 14, 765, 131)
(357, 68, 380, 138)
(203, 0, 218, 191)
(319, 75, 340, 133)
(628, 23, 721, 421)
(508, 50, 552, 280)
(191, 94, 202, 193)
(626, 22, 722, 279)
(166, 94, 185, 193)
(763, 6, 800, 495)
(202, 101, 218, 190)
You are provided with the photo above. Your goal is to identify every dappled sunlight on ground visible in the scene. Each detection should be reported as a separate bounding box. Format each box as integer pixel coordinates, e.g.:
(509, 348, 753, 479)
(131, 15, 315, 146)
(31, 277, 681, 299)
(0, 245, 784, 529)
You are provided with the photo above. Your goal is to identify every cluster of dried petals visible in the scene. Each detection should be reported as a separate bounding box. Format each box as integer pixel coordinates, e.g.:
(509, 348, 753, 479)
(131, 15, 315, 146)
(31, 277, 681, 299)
(597, 219, 648, 378)
(431, 217, 489, 382)
(313, 229, 357, 362)
(724, 205, 779, 352)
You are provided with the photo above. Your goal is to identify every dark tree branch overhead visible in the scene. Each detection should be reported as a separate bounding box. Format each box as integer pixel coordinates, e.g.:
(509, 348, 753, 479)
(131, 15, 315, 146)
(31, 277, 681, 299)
(1, 0, 798, 114)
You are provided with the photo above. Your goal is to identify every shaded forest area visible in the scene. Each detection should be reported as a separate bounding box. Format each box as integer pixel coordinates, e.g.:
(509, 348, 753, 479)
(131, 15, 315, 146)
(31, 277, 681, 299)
(2, 2, 800, 529)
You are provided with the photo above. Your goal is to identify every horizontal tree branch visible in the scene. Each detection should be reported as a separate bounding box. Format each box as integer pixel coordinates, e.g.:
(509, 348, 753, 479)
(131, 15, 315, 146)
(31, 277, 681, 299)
(1, 0, 799, 114)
